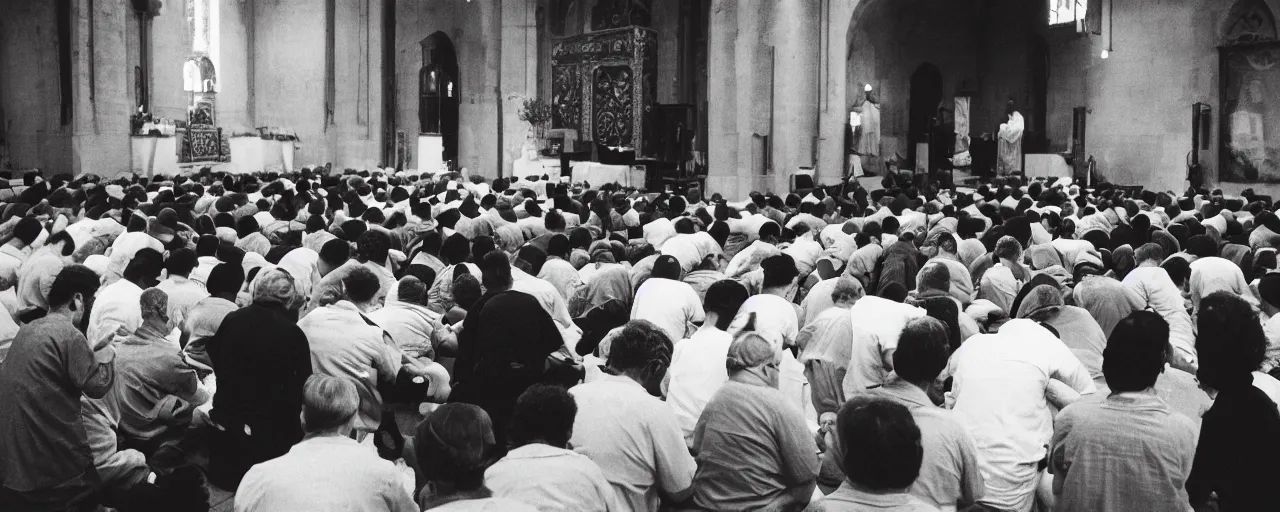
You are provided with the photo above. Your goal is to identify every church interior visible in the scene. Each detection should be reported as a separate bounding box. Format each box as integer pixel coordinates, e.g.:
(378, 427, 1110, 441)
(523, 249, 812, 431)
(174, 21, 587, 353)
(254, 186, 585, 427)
(0, 0, 1278, 197)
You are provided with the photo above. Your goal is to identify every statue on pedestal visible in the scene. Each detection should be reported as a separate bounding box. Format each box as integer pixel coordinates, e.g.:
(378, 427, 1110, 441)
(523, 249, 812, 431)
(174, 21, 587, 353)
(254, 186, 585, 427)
(512, 141, 543, 180)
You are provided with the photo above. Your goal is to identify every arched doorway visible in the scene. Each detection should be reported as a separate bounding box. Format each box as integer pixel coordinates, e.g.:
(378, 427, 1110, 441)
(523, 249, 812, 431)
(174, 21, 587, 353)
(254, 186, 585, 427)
(420, 32, 460, 164)
(908, 63, 943, 169)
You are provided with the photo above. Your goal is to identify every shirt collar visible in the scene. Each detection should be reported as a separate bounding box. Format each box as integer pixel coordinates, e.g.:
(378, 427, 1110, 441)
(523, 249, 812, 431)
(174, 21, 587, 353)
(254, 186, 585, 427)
(506, 443, 573, 460)
(1106, 389, 1170, 411)
(831, 481, 916, 508)
(878, 377, 935, 409)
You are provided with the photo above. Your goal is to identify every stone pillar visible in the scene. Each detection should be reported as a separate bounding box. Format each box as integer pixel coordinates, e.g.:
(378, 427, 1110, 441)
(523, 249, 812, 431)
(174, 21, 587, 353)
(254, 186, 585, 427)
(816, 0, 861, 187)
(499, 0, 539, 179)
(705, 0, 739, 198)
(770, 0, 820, 194)
(73, 0, 132, 176)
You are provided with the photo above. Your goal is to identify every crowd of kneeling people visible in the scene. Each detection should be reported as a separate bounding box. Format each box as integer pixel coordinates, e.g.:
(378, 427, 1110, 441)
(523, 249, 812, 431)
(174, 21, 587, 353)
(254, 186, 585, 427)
(0, 166, 1277, 512)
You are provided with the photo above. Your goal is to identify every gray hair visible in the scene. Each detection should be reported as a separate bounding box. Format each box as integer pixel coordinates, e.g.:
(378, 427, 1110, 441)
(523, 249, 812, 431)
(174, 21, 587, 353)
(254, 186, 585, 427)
(252, 268, 301, 309)
(302, 374, 359, 433)
(139, 288, 169, 321)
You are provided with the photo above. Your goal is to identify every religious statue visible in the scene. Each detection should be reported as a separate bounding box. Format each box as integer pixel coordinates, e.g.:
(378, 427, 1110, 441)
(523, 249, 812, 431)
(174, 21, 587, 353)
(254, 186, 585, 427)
(512, 141, 544, 181)
(998, 100, 1025, 175)
(419, 66, 440, 134)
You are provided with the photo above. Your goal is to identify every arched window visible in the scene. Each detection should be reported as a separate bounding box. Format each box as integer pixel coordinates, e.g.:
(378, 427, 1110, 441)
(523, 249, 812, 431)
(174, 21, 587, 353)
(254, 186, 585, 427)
(1049, 0, 1087, 26)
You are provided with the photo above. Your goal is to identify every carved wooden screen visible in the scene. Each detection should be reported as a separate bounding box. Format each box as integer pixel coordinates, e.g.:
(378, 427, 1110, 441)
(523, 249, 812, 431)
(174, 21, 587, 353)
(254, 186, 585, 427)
(551, 26, 657, 155)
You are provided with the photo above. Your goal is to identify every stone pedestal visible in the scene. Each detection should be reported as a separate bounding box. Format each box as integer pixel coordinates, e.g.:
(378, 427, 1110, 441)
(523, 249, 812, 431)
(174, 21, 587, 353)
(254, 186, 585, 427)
(130, 136, 180, 178)
(418, 134, 445, 173)
(228, 137, 294, 174)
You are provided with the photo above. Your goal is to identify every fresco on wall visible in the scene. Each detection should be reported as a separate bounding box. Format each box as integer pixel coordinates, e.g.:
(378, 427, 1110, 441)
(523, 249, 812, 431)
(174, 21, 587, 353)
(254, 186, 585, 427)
(1222, 45, 1280, 182)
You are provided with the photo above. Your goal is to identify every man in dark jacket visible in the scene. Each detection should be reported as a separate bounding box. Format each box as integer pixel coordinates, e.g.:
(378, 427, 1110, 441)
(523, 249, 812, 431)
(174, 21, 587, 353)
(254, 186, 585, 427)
(207, 268, 312, 490)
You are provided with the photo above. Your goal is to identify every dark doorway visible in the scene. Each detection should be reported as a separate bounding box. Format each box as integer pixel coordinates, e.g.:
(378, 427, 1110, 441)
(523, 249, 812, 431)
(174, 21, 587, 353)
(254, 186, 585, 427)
(420, 32, 460, 164)
(908, 63, 943, 169)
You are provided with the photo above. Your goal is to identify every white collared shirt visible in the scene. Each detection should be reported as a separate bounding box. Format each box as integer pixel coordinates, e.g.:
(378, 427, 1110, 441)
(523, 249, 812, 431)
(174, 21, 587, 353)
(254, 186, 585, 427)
(486, 443, 622, 512)
(570, 375, 696, 512)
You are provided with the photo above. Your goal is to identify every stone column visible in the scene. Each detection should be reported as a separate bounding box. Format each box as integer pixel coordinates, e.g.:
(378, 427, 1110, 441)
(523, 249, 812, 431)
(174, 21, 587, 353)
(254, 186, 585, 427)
(499, 0, 538, 179)
(73, 0, 132, 176)
(706, 0, 740, 198)
(770, 0, 820, 194)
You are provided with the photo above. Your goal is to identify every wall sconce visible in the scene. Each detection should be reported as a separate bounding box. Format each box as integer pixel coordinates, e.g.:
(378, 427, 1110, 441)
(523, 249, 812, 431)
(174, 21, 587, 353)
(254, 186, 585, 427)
(864, 83, 873, 92)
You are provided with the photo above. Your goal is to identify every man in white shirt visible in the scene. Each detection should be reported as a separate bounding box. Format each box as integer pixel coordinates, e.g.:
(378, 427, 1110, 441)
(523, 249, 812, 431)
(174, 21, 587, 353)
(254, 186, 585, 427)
(234, 375, 417, 512)
(154, 248, 209, 339)
(86, 248, 164, 348)
(942, 319, 1096, 512)
(631, 255, 705, 343)
(188, 234, 222, 286)
(298, 266, 402, 436)
(487, 384, 622, 511)
(571, 322, 696, 512)
(1258, 273, 1280, 373)
(0, 217, 40, 290)
(1123, 243, 1195, 372)
(664, 280, 750, 445)
(842, 294, 926, 398)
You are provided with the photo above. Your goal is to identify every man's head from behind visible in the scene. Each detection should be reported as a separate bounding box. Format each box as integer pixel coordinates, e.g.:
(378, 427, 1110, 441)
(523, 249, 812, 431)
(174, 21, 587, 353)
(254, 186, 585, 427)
(124, 248, 165, 288)
(837, 395, 922, 493)
(165, 248, 198, 279)
(318, 239, 351, 277)
(139, 287, 171, 333)
(207, 263, 245, 299)
(341, 265, 383, 311)
(508, 384, 577, 449)
(301, 374, 359, 436)
(1103, 311, 1169, 393)
(831, 276, 865, 307)
(607, 320, 675, 397)
(893, 316, 950, 386)
(704, 280, 750, 330)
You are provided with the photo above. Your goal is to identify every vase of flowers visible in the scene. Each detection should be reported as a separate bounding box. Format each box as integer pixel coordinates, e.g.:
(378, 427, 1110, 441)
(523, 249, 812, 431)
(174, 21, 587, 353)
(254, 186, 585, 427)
(518, 97, 552, 150)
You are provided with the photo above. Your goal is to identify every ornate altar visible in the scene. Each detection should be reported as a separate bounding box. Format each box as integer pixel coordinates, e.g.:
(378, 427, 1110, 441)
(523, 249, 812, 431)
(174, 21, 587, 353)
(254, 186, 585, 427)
(179, 97, 227, 164)
(551, 26, 658, 158)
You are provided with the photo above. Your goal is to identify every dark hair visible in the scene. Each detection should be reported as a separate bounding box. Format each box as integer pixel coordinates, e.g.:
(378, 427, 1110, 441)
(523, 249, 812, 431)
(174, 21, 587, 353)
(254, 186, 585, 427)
(13, 217, 41, 245)
(441, 233, 470, 264)
(704, 280, 750, 331)
(760, 254, 798, 289)
(319, 239, 351, 267)
(48, 265, 101, 309)
(356, 229, 391, 264)
(674, 217, 695, 234)
(893, 317, 950, 384)
(508, 384, 577, 449)
(651, 255, 681, 280)
(608, 320, 674, 375)
(124, 248, 165, 283)
(516, 245, 548, 275)
(838, 396, 923, 491)
(452, 273, 482, 310)
(1161, 257, 1191, 287)
(544, 210, 566, 232)
(46, 231, 76, 257)
(758, 221, 781, 241)
(1196, 291, 1266, 391)
(1103, 311, 1170, 393)
(546, 234, 571, 259)
(165, 248, 198, 277)
(342, 265, 381, 304)
(479, 250, 513, 291)
(206, 263, 245, 297)
(195, 234, 219, 257)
